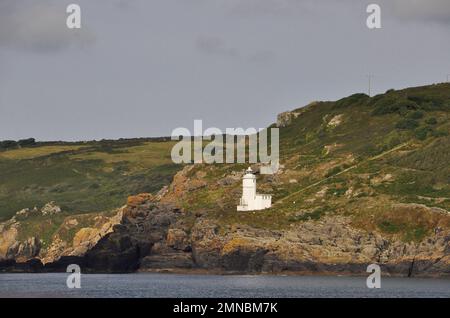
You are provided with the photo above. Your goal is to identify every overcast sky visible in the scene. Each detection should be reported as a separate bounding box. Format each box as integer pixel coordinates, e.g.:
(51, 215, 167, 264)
(1, 0, 450, 141)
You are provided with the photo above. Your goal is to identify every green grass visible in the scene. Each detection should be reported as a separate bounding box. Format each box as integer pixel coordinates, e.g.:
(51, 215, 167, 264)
(179, 83, 450, 238)
(0, 139, 180, 221)
(2, 83, 450, 245)
(378, 221, 429, 242)
(288, 206, 328, 222)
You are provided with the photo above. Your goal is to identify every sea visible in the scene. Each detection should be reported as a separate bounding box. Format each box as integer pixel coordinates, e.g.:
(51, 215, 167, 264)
(0, 273, 448, 298)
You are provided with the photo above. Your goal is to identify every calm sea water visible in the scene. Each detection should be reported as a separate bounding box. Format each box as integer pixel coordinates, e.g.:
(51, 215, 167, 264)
(0, 273, 448, 298)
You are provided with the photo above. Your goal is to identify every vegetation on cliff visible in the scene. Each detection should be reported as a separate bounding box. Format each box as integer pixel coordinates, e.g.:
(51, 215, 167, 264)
(1, 83, 450, 275)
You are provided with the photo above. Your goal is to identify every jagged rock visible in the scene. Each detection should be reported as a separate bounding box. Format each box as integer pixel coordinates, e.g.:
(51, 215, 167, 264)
(1, 186, 449, 276)
(327, 114, 344, 128)
(41, 202, 61, 216)
(140, 252, 194, 269)
(127, 193, 154, 208)
(166, 229, 190, 251)
(15, 207, 39, 219)
(277, 111, 300, 128)
(6, 237, 41, 262)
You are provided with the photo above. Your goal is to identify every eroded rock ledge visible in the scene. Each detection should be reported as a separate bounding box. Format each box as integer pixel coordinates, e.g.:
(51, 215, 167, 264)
(3, 193, 447, 277)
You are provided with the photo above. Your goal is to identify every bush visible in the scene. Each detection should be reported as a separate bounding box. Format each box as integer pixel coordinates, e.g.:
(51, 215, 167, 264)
(430, 130, 448, 137)
(414, 126, 432, 140)
(407, 110, 424, 119)
(371, 98, 419, 116)
(408, 95, 448, 111)
(334, 93, 369, 109)
(396, 119, 419, 130)
(425, 117, 437, 125)
(18, 138, 36, 147)
(0, 140, 17, 149)
(371, 97, 398, 115)
(0, 138, 36, 150)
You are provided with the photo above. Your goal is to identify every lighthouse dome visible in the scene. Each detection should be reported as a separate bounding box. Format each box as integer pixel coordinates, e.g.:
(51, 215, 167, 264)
(243, 167, 255, 179)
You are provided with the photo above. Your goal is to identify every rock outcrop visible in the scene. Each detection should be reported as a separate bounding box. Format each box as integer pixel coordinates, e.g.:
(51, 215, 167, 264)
(0, 202, 124, 264)
(277, 111, 300, 128)
(63, 196, 447, 276)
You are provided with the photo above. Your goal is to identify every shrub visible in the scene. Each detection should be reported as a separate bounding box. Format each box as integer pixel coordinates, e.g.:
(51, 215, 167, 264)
(18, 138, 36, 147)
(0, 140, 17, 149)
(372, 98, 419, 116)
(371, 97, 398, 115)
(334, 93, 369, 109)
(430, 130, 448, 137)
(425, 117, 437, 125)
(407, 110, 424, 119)
(396, 119, 419, 130)
(414, 126, 432, 140)
(408, 95, 448, 110)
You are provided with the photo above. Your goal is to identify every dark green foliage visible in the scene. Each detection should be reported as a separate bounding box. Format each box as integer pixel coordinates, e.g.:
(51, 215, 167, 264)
(414, 126, 432, 140)
(430, 129, 448, 137)
(407, 110, 424, 119)
(425, 117, 437, 125)
(18, 138, 36, 147)
(0, 140, 17, 149)
(334, 93, 369, 109)
(371, 98, 419, 116)
(408, 94, 449, 111)
(396, 119, 419, 130)
(371, 84, 450, 116)
(1, 138, 36, 150)
(370, 97, 398, 115)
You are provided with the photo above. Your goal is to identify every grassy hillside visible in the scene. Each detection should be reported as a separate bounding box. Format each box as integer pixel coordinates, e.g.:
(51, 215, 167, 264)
(168, 83, 450, 242)
(1, 83, 450, 246)
(0, 138, 180, 221)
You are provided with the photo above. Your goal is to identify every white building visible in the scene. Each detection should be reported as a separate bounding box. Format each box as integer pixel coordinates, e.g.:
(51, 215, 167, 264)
(237, 167, 272, 211)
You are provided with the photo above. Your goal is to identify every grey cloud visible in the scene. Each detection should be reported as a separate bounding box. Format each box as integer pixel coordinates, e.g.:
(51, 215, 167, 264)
(0, 0, 95, 52)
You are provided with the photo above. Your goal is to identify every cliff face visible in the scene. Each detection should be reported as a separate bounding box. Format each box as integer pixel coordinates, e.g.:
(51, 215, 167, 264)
(42, 189, 447, 276)
(0, 202, 123, 265)
(3, 168, 448, 276)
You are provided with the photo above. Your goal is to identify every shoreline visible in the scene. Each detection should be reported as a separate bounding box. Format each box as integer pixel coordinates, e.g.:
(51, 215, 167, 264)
(2, 257, 449, 278)
(2, 266, 449, 279)
(137, 268, 450, 279)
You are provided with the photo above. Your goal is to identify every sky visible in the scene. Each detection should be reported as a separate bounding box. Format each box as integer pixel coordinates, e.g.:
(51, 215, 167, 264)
(1, 0, 450, 141)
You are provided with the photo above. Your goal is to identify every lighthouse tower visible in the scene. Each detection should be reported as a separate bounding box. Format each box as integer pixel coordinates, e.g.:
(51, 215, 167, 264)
(242, 167, 256, 200)
(237, 167, 271, 211)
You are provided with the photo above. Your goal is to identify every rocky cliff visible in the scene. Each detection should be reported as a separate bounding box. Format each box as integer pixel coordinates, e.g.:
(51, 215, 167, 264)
(1, 83, 450, 276)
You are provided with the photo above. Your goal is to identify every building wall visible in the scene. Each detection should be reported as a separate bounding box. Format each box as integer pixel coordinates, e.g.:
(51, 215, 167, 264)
(237, 194, 271, 211)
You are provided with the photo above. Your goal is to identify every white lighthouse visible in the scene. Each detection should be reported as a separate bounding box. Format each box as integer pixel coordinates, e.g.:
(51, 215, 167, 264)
(237, 167, 272, 211)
